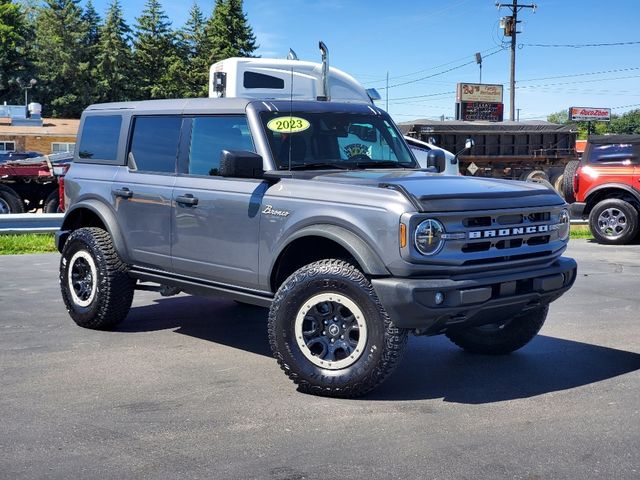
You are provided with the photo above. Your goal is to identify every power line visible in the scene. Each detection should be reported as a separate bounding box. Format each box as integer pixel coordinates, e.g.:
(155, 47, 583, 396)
(516, 74, 640, 89)
(612, 103, 640, 110)
(519, 66, 640, 83)
(364, 46, 504, 86)
(520, 40, 640, 48)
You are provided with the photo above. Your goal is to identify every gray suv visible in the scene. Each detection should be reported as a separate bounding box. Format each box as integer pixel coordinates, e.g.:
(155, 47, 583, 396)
(57, 97, 577, 397)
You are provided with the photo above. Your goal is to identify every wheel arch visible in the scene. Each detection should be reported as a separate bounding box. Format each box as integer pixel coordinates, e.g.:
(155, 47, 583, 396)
(57, 199, 130, 263)
(584, 184, 640, 216)
(269, 224, 389, 292)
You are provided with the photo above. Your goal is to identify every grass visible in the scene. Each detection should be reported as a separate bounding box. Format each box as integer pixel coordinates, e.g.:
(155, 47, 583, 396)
(0, 233, 57, 255)
(570, 225, 593, 239)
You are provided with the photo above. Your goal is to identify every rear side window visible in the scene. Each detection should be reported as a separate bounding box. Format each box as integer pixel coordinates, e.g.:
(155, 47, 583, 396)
(588, 143, 634, 164)
(78, 115, 121, 160)
(129, 116, 182, 173)
(188, 116, 254, 176)
(243, 71, 284, 89)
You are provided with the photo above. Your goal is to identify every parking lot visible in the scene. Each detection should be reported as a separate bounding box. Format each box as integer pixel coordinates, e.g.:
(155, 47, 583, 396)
(1, 239, 638, 479)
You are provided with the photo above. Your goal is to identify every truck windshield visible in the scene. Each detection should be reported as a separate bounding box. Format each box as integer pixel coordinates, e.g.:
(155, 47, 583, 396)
(260, 111, 417, 170)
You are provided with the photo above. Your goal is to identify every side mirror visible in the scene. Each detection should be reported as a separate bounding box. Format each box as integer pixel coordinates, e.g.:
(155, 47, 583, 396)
(426, 149, 446, 173)
(219, 150, 263, 178)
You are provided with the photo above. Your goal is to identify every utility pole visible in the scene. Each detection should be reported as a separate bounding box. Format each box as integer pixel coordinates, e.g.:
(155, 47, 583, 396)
(496, 1, 537, 121)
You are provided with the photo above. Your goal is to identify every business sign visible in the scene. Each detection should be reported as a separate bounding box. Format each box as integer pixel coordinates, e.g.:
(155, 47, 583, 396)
(568, 107, 611, 122)
(457, 83, 504, 103)
(457, 101, 504, 122)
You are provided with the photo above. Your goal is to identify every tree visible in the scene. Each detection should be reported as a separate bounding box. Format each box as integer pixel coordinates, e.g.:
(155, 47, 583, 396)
(609, 109, 640, 135)
(174, 2, 208, 97)
(204, 0, 258, 65)
(95, 0, 132, 103)
(132, 0, 179, 99)
(0, 0, 32, 104)
(31, 0, 93, 117)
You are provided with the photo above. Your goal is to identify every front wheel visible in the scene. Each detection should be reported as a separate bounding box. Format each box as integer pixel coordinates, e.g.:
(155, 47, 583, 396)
(445, 305, 548, 355)
(60, 227, 135, 330)
(588, 198, 639, 245)
(268, 259, 408, 398)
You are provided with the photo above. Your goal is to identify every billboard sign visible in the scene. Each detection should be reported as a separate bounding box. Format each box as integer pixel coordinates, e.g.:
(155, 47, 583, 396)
(568, 107, 611, 122)
(457, 101, 504, 122)
(457, 83, 504, 103)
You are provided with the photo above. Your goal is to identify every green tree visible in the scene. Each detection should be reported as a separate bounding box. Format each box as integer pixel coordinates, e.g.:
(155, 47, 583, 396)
(0, 0, 32, 104)
(31, 0, 94, 117)
(174, 2, 208, 97)
(132, 0, 179, 99)
(95, 0, 132, 102)
(609, 109, 640, 135)
(204, 0, 258, 65)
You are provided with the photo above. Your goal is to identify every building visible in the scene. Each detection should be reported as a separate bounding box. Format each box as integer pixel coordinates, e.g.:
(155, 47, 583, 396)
(0, 118, 79, 154)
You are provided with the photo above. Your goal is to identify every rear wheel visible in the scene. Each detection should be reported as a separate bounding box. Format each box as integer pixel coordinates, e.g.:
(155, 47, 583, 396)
(268, 259, 408, 398)
(588, 198, 639, 245)
(550, 172, 565, 198)
(520, 169, 548, 182)
(0, 185, 25, 214)
(562, 160, 579, 203)
(446, 306, 548, 355)
(44, 190, 61, 213)
(60, 227, 135, 330)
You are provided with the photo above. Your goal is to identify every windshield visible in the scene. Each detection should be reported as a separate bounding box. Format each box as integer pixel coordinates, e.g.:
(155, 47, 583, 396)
(260, 111, 417, 170)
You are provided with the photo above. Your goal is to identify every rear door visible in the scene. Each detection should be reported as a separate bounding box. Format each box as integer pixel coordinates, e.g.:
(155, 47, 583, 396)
(112, 115, 182, 270)
(171, 115, 265, 289)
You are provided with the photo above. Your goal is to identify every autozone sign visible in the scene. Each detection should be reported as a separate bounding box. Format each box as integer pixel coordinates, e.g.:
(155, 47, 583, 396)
(568, 107, 611, 122)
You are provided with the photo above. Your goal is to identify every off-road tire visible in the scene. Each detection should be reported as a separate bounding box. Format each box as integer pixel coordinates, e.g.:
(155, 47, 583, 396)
(44, 190, 60, 213)
(0, 185, 25, 214)
(445, 305, 548, 355)
(562, 160, 579, 204)
(60, 227, 135, 330)
(268, 259, 408, 398)
(588, 198, 639, 245)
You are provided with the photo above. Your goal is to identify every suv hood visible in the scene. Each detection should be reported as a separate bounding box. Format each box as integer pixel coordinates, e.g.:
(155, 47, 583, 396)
(309, 170, 565, 212)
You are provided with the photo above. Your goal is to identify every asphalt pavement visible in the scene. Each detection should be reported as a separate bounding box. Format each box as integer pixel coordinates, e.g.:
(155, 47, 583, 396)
(0, 240, 638, 479)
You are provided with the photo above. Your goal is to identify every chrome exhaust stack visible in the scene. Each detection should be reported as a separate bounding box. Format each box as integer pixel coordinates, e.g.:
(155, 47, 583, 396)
(318, 41, 330, 101)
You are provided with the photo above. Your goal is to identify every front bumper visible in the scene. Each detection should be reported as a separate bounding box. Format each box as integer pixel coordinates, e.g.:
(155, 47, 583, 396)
(371, 257, 577, 335)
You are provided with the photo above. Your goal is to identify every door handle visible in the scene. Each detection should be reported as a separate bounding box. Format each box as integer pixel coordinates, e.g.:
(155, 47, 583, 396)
(113, 187, 133, 199)
(176, 194, 199, 206)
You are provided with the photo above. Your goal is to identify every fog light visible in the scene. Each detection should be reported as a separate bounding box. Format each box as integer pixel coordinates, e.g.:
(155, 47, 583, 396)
(434, 291, 444, 305)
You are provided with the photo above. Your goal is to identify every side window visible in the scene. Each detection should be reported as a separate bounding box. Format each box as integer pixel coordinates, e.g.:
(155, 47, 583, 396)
(129, 116, 181, 173)
(588, 144, 634, 164)
(243, 72, 284, 89)
(78, 115, 121, 160)
(188, 116, 254, 176)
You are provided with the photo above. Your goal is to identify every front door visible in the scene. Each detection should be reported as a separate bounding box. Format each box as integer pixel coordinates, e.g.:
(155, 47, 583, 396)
(170, 115, 265, 289)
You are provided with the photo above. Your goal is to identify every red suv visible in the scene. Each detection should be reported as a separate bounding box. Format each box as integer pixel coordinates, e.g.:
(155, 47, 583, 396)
(569, 135, 640, 244)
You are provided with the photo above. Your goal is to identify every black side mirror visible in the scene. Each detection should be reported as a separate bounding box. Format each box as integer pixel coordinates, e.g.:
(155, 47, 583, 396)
(219, 150, 263, 178)
(426, 149, 446, 173)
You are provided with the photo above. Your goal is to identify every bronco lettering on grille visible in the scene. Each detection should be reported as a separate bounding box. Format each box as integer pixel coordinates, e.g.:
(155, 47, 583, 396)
(468, 224, 549, 239)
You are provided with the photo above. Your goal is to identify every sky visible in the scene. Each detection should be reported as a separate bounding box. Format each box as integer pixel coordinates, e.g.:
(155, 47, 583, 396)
(86, 0, 640, 123)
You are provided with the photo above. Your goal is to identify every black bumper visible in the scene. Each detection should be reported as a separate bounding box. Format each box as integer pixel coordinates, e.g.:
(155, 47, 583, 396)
(570, 202, 586, 219)
(371, 257, 577, 335)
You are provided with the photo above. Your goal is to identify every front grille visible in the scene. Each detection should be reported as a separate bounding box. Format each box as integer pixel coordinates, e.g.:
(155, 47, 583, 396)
(462, 250, 552, 266)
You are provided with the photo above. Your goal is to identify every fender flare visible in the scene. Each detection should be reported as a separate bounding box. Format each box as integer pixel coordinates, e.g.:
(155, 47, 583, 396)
(271, 224, 389, 277)
(585, 183, 640, 210)
(58, 199, 131, 264)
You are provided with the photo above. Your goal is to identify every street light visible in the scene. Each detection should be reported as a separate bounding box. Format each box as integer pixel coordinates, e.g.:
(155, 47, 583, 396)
(24, 78, 37, 113)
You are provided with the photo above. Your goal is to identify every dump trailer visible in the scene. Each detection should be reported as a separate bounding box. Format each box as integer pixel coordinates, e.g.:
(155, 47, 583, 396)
(400, 120, 579, 195)
(0, 152, 72, 213)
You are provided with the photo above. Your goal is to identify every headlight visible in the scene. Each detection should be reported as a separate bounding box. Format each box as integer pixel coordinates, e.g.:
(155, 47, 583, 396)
(558, 208, 570, 241)
(414, 219, 445, 255)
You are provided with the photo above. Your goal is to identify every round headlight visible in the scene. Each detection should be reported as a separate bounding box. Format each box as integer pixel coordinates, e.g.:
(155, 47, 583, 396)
(415, 219, 445, 255)
(558, 208, 570, 241)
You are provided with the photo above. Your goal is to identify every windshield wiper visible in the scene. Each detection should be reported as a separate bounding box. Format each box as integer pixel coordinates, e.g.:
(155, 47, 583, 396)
(286, 162, 350, 170)
(349, 160, 413, 169)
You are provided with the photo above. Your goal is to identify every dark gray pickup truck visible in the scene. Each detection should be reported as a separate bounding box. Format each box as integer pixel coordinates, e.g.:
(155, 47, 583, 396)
(57, 97, 576, 397)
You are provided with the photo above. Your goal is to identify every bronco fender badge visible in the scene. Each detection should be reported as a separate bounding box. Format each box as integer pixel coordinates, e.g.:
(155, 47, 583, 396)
(262, 205, 290, 217)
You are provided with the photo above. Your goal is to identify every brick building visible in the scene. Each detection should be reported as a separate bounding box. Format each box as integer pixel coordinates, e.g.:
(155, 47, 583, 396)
(0, 118, 79, 155)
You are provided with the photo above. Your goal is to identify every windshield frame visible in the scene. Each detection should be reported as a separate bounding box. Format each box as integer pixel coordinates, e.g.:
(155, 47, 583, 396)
(249, 101, 418, 171)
